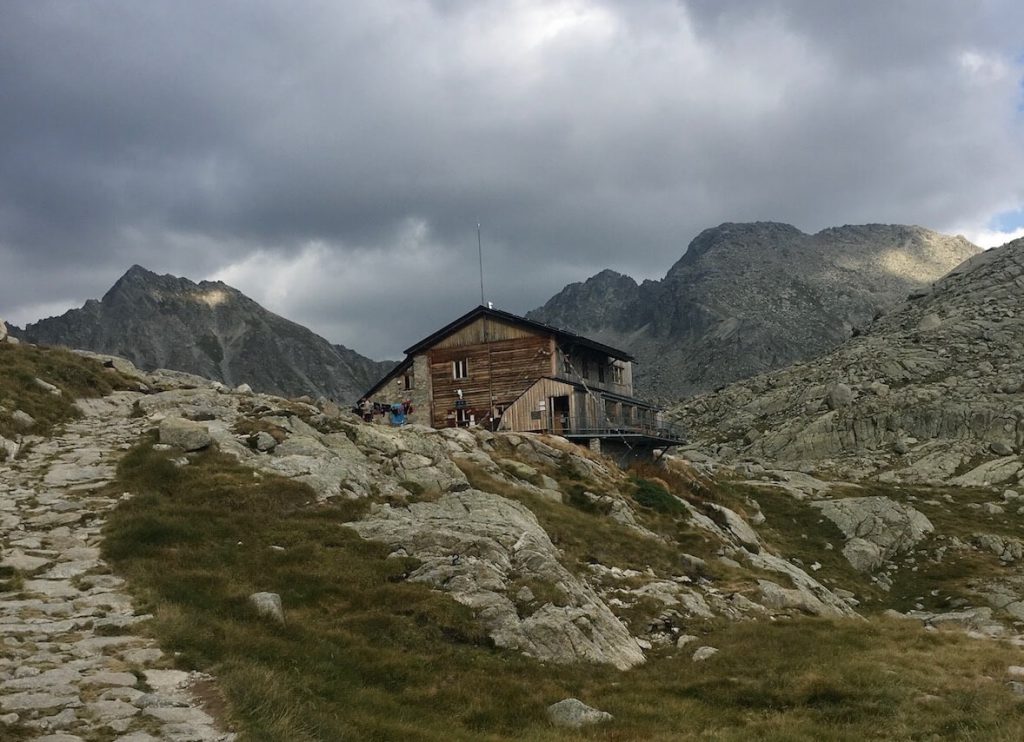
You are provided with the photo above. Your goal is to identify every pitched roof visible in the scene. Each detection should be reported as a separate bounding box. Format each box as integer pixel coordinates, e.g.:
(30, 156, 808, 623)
(403, 305, 635, 361)
(361, 305, 637, 400)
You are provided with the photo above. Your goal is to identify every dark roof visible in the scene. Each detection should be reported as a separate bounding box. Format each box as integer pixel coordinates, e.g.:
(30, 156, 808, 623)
(403, 305, 635, 361)
(545, 377, 659, 410)
(361, 357, 412, 399)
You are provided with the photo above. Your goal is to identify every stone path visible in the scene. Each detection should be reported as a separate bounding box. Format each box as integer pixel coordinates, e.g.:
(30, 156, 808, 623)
(0, 392, 234, 741)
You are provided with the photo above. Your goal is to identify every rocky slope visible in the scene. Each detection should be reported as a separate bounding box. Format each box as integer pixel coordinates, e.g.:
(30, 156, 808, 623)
(15, 266, 393, 403)
(8, 342, 1024, 736)
(529, 223, 978, 400)
(672, 236, 1024, 486)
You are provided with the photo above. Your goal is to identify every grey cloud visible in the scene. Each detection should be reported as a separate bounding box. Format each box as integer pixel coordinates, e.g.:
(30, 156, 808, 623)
(1, 0, 1023, 356)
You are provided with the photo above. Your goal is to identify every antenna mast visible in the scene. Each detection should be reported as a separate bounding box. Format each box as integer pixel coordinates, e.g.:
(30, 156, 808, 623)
(477, 223, 485, 305)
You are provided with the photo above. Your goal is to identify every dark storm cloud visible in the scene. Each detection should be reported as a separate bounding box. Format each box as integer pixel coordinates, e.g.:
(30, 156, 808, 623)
(1, 0, 1022, 358)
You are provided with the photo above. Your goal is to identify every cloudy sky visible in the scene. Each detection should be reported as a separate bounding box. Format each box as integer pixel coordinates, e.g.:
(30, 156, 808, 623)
(2, 1, 1023, 359)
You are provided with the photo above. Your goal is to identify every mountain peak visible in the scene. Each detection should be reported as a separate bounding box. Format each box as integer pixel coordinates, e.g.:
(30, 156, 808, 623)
(21, 266, 394, 402)
(531, 221, 979, 400)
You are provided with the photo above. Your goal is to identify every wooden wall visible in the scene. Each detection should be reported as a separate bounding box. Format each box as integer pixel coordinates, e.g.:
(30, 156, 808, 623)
(498, 378, 576, 433)
(427, 331, 556, 428)
(431, 316, 542, 349)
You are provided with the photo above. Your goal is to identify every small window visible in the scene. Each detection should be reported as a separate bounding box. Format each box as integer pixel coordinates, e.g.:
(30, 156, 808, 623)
(598, 363, 606, 383)
(581, 358, 589, 379)
(562, 356, 571, 375)
(453, 359, 469, 379)
(612, 364, 624, 384)
(403, 374, 413, 390)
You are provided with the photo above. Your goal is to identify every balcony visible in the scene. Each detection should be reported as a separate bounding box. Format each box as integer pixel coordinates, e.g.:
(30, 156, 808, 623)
(555, 414, 686, 447)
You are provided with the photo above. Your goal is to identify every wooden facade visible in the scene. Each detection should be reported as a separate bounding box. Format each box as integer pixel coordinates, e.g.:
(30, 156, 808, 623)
(362, 305, 683, 448)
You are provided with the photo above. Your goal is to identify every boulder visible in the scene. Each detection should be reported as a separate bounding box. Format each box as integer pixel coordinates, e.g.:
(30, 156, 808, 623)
(33, 377, 61, 396)
(991, 441, 1015, 456)
(692, 646, 719, 661)
(249, 592, 285, 624)
(254, 431, 277, 452)
(758, 579, 834, 616)
(349, 490, 645, 669)
(950, 457, 1022, 487)
(825, 383, 854, 410)
(813, 496, 933, 572)
(546, 698, 612, 729)
(11, 410, 35, 430)
(158, 417, 212, 452)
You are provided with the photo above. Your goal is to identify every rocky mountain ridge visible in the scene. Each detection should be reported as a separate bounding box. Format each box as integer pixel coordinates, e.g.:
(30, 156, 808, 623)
(672, 235, 1024, 487)
(14, 266, 394, 403)
(529, 222, 978, 400)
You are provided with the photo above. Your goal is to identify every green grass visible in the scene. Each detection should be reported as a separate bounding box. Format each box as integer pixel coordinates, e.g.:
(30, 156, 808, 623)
(102, 440, 1024, 740)
(0, 341, 130, 438)
(630, 476, 686, 514)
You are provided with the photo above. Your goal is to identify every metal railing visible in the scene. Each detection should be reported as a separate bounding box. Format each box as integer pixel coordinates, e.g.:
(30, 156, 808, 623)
(549, 415, 686, 443)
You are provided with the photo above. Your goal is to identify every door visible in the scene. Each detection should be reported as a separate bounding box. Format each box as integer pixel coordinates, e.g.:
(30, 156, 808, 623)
(550, 395, 570, 433)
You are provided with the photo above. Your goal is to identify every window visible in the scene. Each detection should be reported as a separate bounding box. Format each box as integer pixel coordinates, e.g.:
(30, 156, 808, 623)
(562, 356, 572, 376)
(403, 374, 413, 390)
(581, 358, 589, 379)
(612, 364, 624, 384)
(598, 363, 606, 383)
(453, 359, 468, 379)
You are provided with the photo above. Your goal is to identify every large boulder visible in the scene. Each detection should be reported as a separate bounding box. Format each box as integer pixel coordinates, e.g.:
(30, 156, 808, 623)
(813, 496, 933, 572)
(546, 698, 612, 729)
(158, 417, 213, 452)
(349, 490, 645, 670)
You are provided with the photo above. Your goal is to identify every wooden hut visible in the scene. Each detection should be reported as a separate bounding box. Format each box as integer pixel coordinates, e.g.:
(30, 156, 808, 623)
(362, 305, 683, 451)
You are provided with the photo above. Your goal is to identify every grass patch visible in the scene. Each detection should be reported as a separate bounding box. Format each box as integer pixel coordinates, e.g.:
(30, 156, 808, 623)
(630, 476, 686, 515)
(0, 342, 130, 438)
(739, 483, 880, 596)
(103, 439, 1024, 739)
(0, 565, 24, 593)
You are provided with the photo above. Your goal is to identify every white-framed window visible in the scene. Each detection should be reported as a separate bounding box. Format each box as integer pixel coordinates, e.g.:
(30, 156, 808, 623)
(612, 364, 624, 384)
(453, 358, 469, 379)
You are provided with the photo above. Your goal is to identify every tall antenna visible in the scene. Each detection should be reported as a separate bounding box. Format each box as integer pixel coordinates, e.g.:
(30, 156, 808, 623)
(477, 223, 485, 305)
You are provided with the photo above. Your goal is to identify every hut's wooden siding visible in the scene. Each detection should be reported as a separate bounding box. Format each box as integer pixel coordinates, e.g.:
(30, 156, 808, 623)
(428, 334, 555, 428)
(498, 378, 577, 433)
(431, 317, 541, 349)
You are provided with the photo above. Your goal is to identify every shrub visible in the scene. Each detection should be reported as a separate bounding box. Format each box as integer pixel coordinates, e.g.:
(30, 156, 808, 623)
(630, 476, 686, 514)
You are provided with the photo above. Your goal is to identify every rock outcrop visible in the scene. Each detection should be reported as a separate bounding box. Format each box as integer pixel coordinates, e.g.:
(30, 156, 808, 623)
(813, 497, 934, 572)
(529, 223, 977, 400)
(673, 235, 1024, 484)
(349, 491, 646, 670)
(18, 265, 394, 403)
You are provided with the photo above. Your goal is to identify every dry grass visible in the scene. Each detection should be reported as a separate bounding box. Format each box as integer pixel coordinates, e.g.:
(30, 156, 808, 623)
(0, 342, 130, 438)
(101, 441, 1024, 740)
